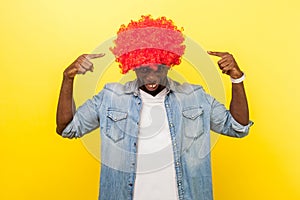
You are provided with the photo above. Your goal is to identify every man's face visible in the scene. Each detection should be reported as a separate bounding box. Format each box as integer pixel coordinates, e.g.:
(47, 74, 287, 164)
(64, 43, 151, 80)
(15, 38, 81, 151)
(134, 64, 169, 96)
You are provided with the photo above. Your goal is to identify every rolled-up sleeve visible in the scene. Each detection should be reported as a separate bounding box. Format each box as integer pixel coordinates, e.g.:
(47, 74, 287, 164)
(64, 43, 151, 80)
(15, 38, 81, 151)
(209, 97, 254, 138)
(62, 92, 103, 139)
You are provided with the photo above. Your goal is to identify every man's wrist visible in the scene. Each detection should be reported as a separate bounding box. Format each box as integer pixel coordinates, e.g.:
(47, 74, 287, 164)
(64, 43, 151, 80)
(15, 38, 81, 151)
(231, 73, 245, 84)
(63, 73, 75, 82)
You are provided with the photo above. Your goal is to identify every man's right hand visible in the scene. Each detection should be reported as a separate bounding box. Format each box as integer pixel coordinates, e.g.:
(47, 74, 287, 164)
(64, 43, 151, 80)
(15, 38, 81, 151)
(63, 53, 105, 79)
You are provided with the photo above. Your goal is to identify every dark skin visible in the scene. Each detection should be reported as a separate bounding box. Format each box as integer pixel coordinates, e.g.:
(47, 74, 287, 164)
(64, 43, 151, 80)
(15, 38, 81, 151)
(207, 51, 249, 125)
(56, 51, 249, 135)
(56, 53, 105, 134)
(134, 65, 169, 96)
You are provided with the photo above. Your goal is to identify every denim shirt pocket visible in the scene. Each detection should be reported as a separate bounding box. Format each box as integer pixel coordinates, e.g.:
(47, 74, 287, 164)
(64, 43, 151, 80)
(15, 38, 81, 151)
(104, 109, 128, 142)
(182, 107, 204, 138)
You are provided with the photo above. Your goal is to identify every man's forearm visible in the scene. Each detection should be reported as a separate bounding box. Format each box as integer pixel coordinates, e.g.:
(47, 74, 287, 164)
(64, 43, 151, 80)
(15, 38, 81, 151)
(229, 82, 249, 125)
(56, 77, 76, 135)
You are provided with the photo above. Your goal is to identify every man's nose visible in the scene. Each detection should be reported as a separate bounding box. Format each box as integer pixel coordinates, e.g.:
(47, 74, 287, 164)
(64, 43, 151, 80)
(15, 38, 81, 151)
(145, 71, 157, 82)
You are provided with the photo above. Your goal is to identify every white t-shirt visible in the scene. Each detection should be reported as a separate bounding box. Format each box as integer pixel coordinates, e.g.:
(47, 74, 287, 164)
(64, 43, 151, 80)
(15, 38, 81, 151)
(133, 89, 179, 200)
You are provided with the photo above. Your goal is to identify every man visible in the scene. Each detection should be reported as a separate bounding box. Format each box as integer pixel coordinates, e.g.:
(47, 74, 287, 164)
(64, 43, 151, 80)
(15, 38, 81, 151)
(56, 15, 253, 200)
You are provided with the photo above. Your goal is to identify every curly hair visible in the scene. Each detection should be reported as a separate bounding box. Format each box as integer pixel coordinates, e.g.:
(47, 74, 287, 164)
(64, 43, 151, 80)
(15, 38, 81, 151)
(110, 15, 185, 74)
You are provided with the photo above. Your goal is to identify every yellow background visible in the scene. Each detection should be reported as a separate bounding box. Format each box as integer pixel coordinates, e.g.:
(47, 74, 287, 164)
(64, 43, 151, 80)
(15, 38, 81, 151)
(1, 0, 299, 199)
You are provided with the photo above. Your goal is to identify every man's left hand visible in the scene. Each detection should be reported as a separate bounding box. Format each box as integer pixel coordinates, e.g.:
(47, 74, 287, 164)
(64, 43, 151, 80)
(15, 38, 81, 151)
(208, 51, 243, 79)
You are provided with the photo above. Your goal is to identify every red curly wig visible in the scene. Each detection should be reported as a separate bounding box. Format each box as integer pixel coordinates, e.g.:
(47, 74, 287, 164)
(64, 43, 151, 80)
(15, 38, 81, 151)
(110, 15, 185, 74)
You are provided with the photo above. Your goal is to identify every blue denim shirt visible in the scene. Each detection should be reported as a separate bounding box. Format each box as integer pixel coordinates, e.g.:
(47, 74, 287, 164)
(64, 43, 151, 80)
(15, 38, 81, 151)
(62, 78, 253, 200)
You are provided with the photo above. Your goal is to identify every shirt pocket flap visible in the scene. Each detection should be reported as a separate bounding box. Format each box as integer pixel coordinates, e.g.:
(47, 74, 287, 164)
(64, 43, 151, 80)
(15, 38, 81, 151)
(107, 110, 128, 121)
(182, 107, 203, 120)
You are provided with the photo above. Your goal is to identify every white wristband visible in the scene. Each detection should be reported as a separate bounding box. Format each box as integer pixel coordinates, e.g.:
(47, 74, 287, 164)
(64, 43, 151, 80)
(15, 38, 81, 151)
(230, 73, 245, 84)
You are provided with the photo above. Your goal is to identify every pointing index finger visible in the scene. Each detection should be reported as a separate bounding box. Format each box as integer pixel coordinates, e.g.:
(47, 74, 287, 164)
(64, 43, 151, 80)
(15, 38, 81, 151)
(85, 53, 105, 60)
(207, 51, 228, 58)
